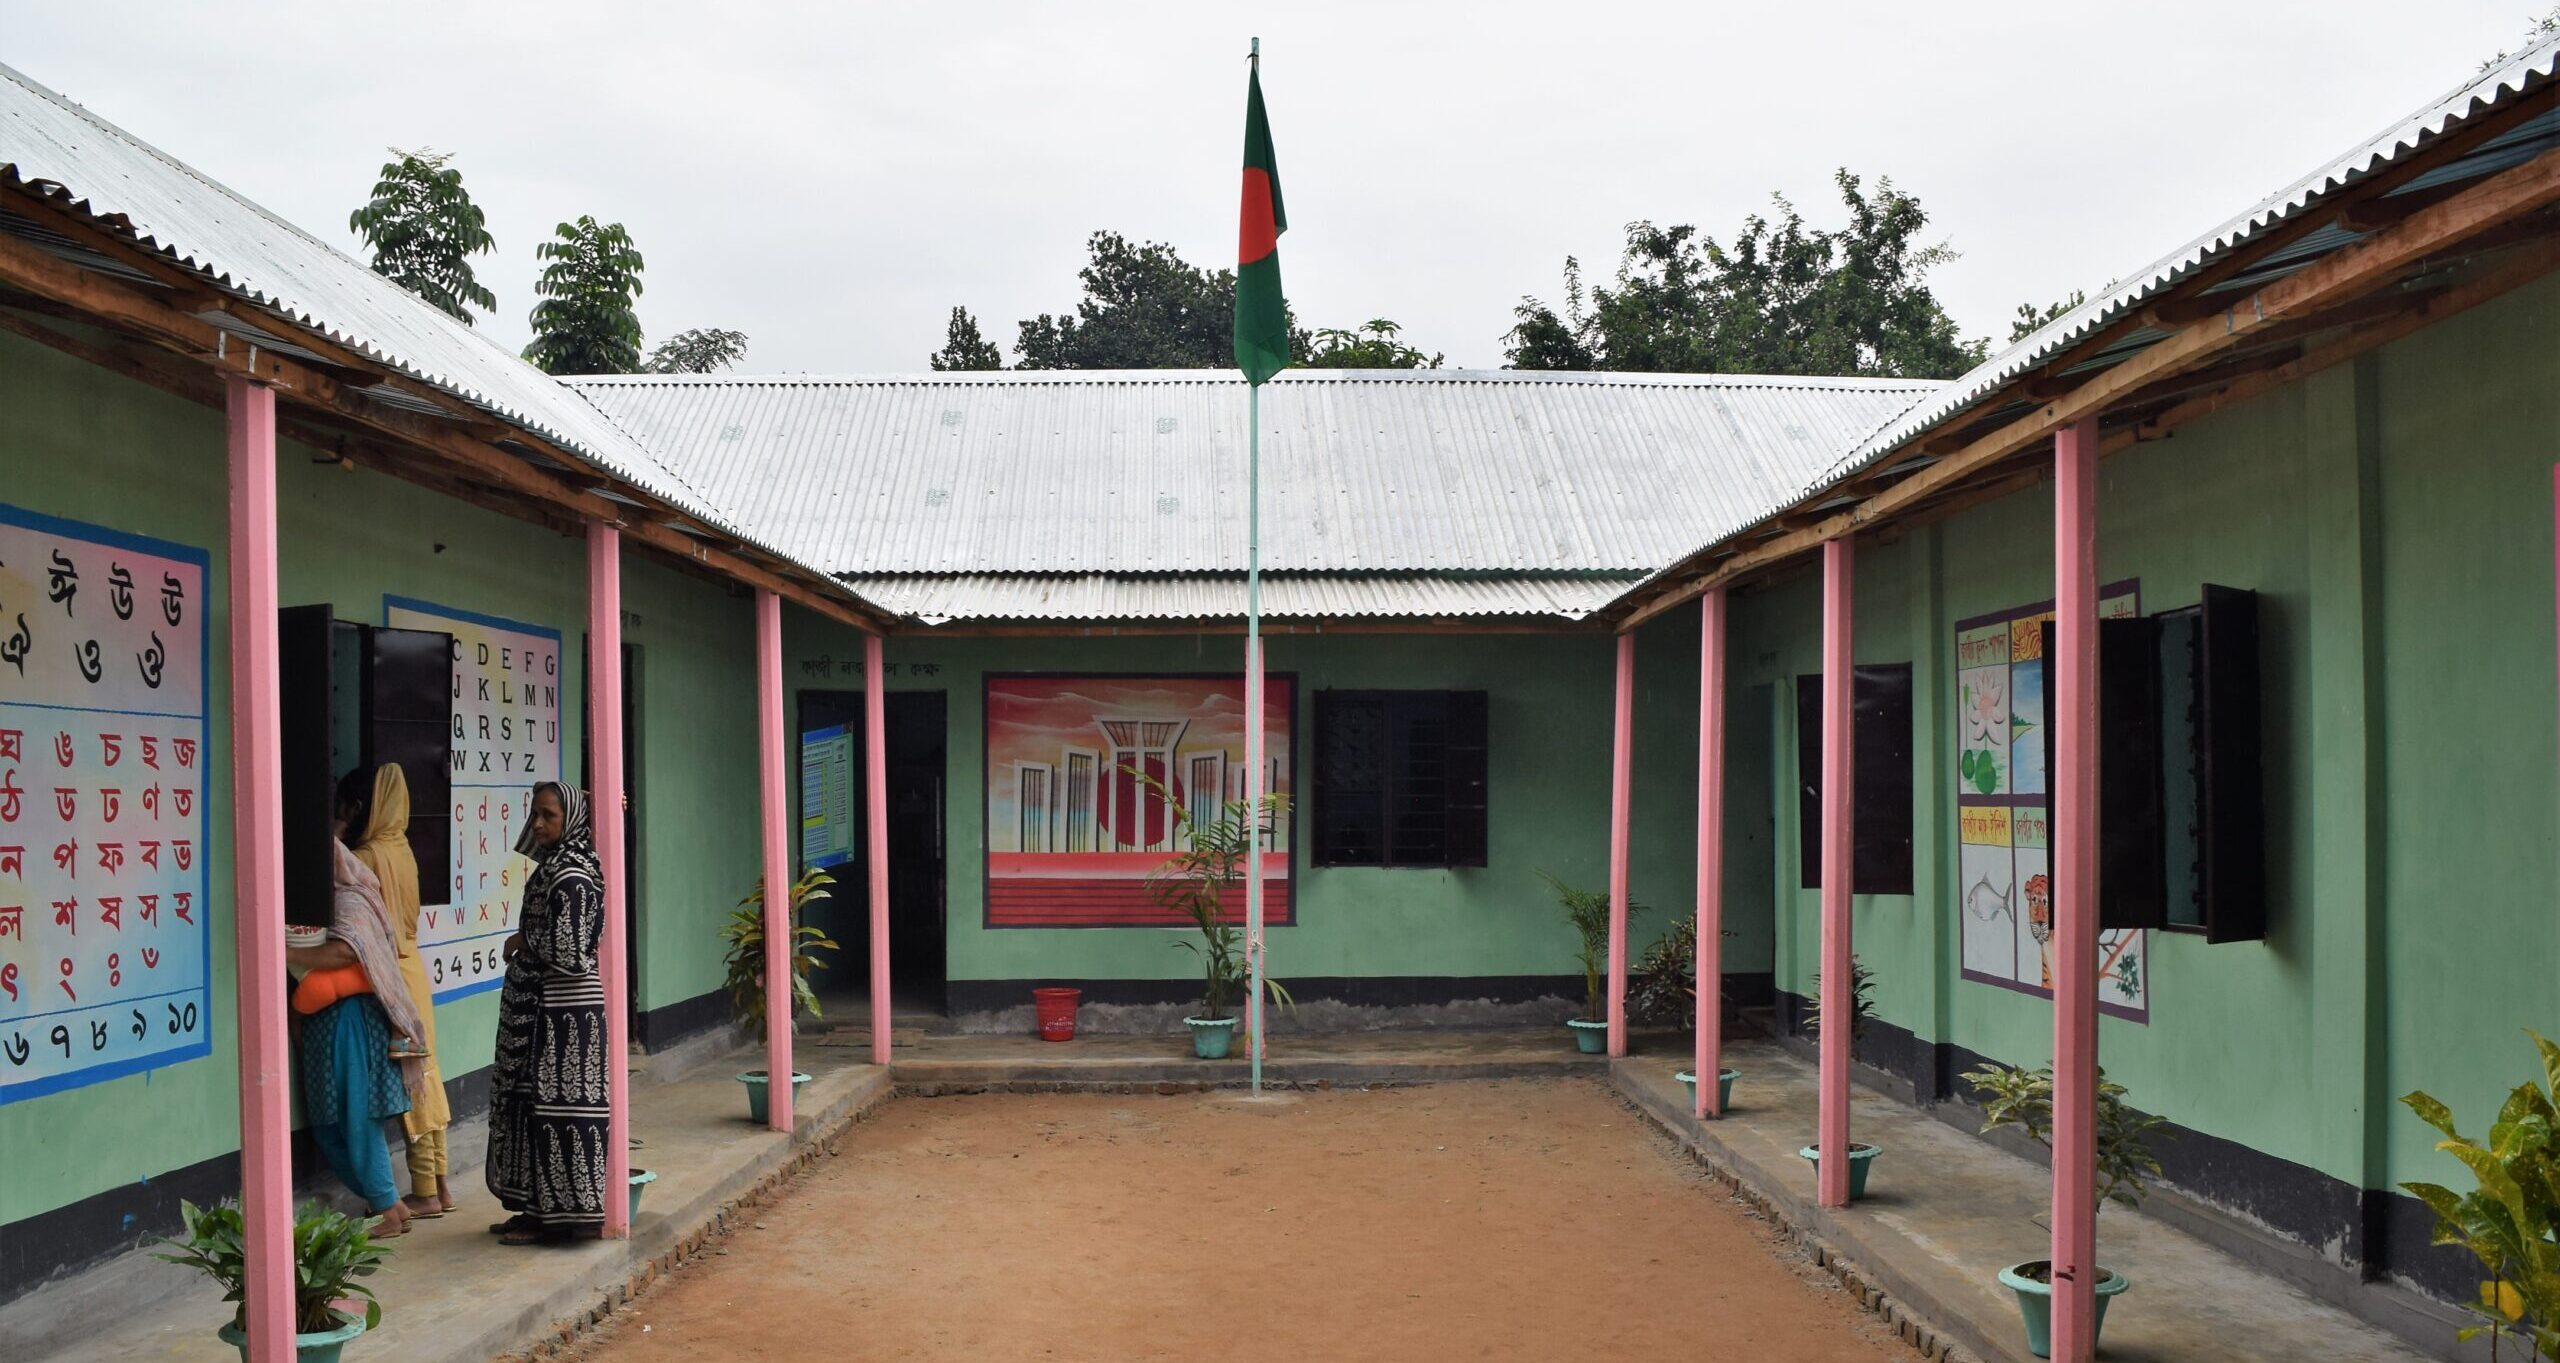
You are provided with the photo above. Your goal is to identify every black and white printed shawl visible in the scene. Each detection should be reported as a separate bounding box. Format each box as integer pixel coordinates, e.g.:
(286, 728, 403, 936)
(486, 783, 610, 1230)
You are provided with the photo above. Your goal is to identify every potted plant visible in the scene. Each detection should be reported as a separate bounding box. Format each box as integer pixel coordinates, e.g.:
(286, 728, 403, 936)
(1141, 772, 1292, 1058)
(154, 1198, 389, 1362)
(2399, 1031, 2560, 1361)
(1962, 1061, 2166, 1357)
(1635, 917, 1742, 1113)
(1539, 873, 1629, 1054)
(720, 867, 842, 1121)
(1796, 956, 1884, 1195)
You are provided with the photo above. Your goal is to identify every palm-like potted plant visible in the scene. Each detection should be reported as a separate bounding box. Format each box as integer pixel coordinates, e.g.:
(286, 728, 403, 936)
(1797, 956, 1884, 1195)
(1141, 772, 1292, 1058)
(2399, 1031, 2560, 1361)
(721, 867, 841, 1121)
(1540, 873, 1626, 1054)
(1963, 1061, 2166, 1357)
(155, 1199, 389, 1361)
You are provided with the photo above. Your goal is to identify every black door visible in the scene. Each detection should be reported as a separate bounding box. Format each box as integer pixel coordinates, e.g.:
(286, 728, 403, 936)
(579, 640, 642, 1029)
(795, 690, 947, 1007)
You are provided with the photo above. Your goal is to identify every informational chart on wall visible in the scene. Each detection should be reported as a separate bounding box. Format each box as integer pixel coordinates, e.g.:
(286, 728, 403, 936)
(0, 505, 211, 1104)
(984, 674, 1293, 928)
(385, 597, 560, 1000)
(1955, 583, 2150, 1021)
(799, 723, 854, 870)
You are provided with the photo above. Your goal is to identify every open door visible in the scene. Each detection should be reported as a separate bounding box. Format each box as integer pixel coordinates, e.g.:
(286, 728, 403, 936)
(796, 689, 947, 1009)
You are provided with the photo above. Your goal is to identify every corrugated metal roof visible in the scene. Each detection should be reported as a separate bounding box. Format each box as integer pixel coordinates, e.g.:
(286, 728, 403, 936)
(839, 573, 1638, 625)
(0, 61, 881, 617)
(568, 369, 1941, 575)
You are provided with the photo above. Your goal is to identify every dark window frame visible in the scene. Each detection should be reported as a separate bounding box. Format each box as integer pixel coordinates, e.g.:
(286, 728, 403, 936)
(1312, 689, 1489, 869)
(1794, 663, 1916, 895)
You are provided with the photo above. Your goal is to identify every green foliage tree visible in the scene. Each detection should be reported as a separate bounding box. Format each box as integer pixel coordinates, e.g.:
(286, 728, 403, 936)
(2401, 1033, 2560, 1359)
(1505, 170, 1987, 379)
(1007, 230, 1307, 369)
(2011, 289, 2088, 343)
(155, 1198, 391, 1335)
(718, 869, 840, 1040)
(1304, 317, 1442, 369)
(928, 305, 1005, 371)
(523, 216, 646, 376)
(644, 327, 749, 374)
(1137, 770, 1292, 1021)
(1541, 872, 1638, 1024)
(347, 148, 495, 325)
(1965, 1062, 2167, 1217)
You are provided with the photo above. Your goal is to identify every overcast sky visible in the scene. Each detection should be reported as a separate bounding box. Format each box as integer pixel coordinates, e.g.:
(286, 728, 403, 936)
(6, 2, 2539, 372)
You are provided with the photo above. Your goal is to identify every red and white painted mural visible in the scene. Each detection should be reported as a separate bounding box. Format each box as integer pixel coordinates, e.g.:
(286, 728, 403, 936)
(983, 674, 1292, 928)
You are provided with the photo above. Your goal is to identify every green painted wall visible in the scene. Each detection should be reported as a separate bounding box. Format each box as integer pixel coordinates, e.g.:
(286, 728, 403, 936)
(1736, 272, 2560, 1197)
(779, 614, 1749, 990)
(0, 329, 760, 1229)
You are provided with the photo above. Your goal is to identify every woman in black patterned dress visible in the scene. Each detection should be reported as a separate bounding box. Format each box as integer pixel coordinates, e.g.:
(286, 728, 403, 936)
(484, 782, 609, 1245)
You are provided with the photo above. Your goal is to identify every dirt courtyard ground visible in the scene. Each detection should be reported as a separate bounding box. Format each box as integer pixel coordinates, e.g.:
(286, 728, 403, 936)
(568, 1078, 1907, 1362)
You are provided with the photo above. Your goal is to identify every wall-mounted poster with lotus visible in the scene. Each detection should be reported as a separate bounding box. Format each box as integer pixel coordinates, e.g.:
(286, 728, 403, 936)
(1955, 583, 2150, 1021)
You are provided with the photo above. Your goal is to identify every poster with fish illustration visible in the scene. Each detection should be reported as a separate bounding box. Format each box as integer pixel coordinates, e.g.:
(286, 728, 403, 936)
(1954, 583, 2148, 1021)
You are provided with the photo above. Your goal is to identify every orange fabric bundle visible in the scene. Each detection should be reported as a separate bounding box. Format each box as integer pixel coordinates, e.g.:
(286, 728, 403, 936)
(291, 962, 375, 1014)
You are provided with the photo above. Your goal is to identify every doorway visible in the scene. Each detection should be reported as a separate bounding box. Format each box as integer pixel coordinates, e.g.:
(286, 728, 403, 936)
(580, 640, 641, 1032)
(796, 690, 948, 1011)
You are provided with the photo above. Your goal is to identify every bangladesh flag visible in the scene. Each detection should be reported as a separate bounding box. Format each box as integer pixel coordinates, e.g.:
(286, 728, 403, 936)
(1234, 57, 1289, 385)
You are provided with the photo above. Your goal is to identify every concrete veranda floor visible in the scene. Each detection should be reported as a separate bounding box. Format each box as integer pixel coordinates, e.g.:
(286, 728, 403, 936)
(0, 1025, 2461, 1363)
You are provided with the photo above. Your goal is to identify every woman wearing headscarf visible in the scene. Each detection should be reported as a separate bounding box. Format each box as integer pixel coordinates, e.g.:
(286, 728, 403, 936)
(285, 812, 429, 1237)
(485, 782, 610, 1244)
(341, 764, 454, 1218)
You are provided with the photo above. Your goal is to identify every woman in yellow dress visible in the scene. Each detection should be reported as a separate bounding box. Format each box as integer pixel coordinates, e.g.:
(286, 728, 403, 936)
(341, 763, 454, 1216)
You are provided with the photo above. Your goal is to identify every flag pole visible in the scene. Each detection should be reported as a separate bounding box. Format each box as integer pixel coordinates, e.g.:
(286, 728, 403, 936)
(1246, 374, 1266, 1096)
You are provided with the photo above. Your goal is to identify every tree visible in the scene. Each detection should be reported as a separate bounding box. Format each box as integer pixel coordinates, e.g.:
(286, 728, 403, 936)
(347, 148, 495, 325)
(1504, 170, 1987, 380)
(644, 327, 749, 374)
(2011, 289, 2087, 343)
(1006, 231, 1307, 369)
(523, 216, 646, 376)
(1303, 318, 1442, 369)
(927, 306, 1004, 371)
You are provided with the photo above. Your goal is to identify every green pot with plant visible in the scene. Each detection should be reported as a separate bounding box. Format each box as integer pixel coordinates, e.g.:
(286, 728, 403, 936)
(1639, 916, 1744, 1110)
(2399, 1030, 2560, 1361)
(155, 1199, 389, 1362)
(1963, 1061, 2165, 1357)
(1542, 873, 1631, 1054)
(1141, 771, 1292, 1059)
(720, 867, 841, 1120)
(1796, 956, 1883, 1190)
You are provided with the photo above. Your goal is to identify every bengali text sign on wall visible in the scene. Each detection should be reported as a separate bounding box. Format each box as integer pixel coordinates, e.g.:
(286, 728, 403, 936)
(0, 504, 210, 1104)
(385, 597, 559, 1001)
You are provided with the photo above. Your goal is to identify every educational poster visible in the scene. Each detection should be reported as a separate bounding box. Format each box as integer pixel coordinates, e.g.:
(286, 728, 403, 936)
(1955, 584, 2149, 1021)
(0, 505, 211, 1104)
(984, 675, 1292, 928)
(385, 597, 560, 1000)
(799, 723, 854, 870)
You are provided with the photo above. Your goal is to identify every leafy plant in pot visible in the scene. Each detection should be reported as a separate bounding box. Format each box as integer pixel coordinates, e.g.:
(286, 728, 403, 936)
(720, 867, 841, 1122)
(1635, 916, 1743, 1110)
(1796, 956, 1883, 1194)
(2398, 1030, 2560, 1361)
(1540, 873, 1637, 1054)
(1138, 771, 1293, 1059)
(1962, 1061, 2166, 1358)
(155, 1198, 389, 1361)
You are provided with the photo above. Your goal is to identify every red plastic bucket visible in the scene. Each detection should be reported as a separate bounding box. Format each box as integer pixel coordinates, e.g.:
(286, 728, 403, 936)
(1032, 987, 1081, 1042)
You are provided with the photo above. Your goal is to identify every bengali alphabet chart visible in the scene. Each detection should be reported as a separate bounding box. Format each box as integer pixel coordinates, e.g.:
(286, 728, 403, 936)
(0, 505, 211, 1104)
(385, 597, 560, 1001)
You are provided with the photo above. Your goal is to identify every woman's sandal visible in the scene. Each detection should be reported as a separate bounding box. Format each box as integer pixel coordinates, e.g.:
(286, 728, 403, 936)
(488, 1213, 535, 1236)
(498, 1225, 547, 1246)
(401, 1195, 446, 1219)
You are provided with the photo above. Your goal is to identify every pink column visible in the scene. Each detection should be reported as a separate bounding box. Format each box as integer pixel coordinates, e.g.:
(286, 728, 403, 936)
(1695, 587, 1727, 1117)
(586, 523, 632, 1238)
(756, 591, 792, 1130)
(1817, 537, 1855, 1207)
(2050, 418, 2101, 1359)
(225, 377, 292, 1363)
(1606, 632, 1635, 1057)
(864, 632, 891, 1066)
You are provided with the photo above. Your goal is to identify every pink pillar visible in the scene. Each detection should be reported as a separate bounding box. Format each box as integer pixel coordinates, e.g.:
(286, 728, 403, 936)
(225, 377, 292, 1363)
(756, 591, 792, 1130)
(2050, 418, 2102, 1359)
(586, 524, 632, 1238)
(864, 633, 891, 1066)
(1695, 587, 1727, 1117)
(1605, 632, 1635, 1057)
(1817, 537, 1855, 1207)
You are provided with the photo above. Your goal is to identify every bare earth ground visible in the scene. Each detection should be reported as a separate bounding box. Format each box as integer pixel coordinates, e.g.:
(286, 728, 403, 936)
(566, 1078, 1907, 1362)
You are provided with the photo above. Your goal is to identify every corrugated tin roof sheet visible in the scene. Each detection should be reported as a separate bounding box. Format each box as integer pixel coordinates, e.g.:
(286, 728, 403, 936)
(840, 573, 1637, 625)
(568, 369, 1941, 575)
(0, 61, 882, 616)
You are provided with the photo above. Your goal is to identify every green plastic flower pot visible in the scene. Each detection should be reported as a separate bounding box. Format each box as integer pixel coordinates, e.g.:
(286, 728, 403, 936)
(1998, 1260, 2130, 1357)
(217, 1311, 366, 1362)
(1186, 1016, 1239, 1059)
(1796, 1142, 1881, 1200)
(738, 1070, 811, 1124)
(1566, 1019, 1608, 1054)
(627, 1168, 658, 1221)
(1674, 1069, 1742, 1115)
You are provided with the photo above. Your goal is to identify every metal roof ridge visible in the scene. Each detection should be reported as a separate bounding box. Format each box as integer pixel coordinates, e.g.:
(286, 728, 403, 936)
(562, 368, 1950, 391)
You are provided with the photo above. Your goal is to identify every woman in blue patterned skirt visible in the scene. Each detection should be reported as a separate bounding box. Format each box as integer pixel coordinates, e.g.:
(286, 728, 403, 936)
(485, 782, 609, 1245)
